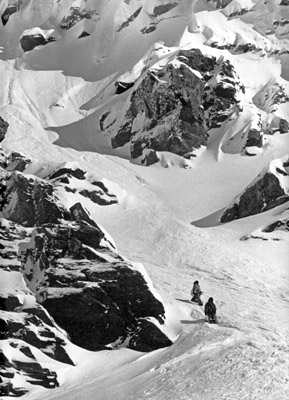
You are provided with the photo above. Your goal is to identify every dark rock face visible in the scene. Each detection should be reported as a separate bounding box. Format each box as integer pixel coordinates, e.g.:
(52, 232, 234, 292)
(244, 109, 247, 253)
(112, 55, 207, 158)
(0, 149, 7, 168)
(279, 119, 289, 133)
(6, 152, 32, 172)
(20, 34, 56, 53)
(245, 129, 263, 148)
(59, 7, 98, 30)
(221, 172, 289, 222)
(152, 3, 179, 16)
(280, 0, 289, 5)
(0, 219, 28, 272)
(205, 0, 233, 9)
(1, 311, 74, 365)
(0, 115, 9, 142)
(20, 221, 169, 352)
(0, 171, 70, 226)
(111, 48, 243, 162)
(47, 165, 118, 206)
(115, 81, 135, 95)
(1, 4, 19, 26)
(129, 319, 172, 351)
(263, 218, 289, 233)
(48, 166, 86, 180)
(117, 6, 142, 32)
(1, 152, 172, 396)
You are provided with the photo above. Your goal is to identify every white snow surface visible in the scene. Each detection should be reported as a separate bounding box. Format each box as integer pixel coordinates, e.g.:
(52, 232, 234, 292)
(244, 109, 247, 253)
(0, 0, 289, 399)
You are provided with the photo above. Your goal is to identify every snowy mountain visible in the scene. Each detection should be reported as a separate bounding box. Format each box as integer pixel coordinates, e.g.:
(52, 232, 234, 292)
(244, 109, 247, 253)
(1, 0, 289, 399)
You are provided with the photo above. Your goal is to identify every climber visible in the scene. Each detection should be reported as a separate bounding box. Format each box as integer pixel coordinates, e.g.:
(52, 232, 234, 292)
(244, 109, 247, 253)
(191, 280, 203, 305)
(204, 297, 217, 323)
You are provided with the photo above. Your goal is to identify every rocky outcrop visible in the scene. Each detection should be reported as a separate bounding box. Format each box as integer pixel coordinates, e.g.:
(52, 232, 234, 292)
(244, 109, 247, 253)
(263, 218, 289, 233)
(0, 116, 9, 143)
(0, 219, 29, 272)
(46, 163, 118, 206)
(20, 34, 56, 53)
(221, 159, 289, 222)
(0, 152, 172, 396)
(279, 119, 289, 133)
(1, 3, 20, 26)
(245, 128, 263, 149)
(59, 7, 99, 30)
(6, 152, 31, 172)
(19, 218, 171, 352)
(205, 0, 233, 9)
(111, 48, 243, 163)
(0, 171, 70, 226)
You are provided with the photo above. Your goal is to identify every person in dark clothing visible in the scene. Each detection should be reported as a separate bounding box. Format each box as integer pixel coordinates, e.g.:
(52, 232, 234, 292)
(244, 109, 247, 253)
(204, 297, 217, 323)
(191, 280, 203, 305)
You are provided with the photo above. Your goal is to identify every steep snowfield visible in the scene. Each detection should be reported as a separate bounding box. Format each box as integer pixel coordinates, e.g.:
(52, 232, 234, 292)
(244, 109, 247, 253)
(1, 0, 289, 399)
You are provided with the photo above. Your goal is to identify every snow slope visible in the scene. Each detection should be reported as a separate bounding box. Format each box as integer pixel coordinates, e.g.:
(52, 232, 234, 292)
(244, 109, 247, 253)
(1, 0, 289, 399)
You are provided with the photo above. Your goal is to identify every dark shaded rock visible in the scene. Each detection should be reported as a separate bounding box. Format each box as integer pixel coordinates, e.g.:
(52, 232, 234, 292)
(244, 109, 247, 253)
(178, 49, 216, 74)
(0, 171, 70, 226)
(152, 3, 178, 16)
(12, 360, 59, 388)
(214, 83, 236, 100)
(117, 6, 142, 32)
(1, 313, 74, 365)
(263, 219, 289, 233)
(20, 222, 169, 352)
(0, 149, 7, 168)
(112, 52, 208, 159)
(279, 118, 289, 133)
(280, 0, 289, 5)
(0, 219, 29, 272)
(236, 43, 258, 53)
(70, 202, 105, 233)
(115, 81, 135, 95)
(20, 34, 56, 53)
(6, 152, 31, 172)
(60, 7, 98, 30)
(141, 150, 160, 166)
(0, 295, 22, 311)
(1, 4, 19, 25)
(221, 172, 289, 222)
(246, 129, 263, 148)
(141, 24, 157, 34)
(48, 167, 86, 180)
(129, 319, 173, 351)
(79, 189, 118, 205)
(78, 31, 90, 39)
(111, 48, 243, 163)
(0, 115, 9, 142)
(211, 0, 234, 8)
